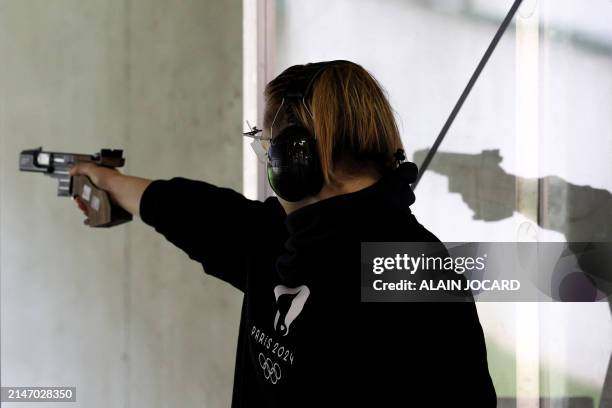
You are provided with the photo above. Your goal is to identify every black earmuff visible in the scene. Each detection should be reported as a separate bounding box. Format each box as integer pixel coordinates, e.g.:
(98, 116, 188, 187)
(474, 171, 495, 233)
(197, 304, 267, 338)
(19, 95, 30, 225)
(267, 124, 324, 202)
(266, 60, 350, 202)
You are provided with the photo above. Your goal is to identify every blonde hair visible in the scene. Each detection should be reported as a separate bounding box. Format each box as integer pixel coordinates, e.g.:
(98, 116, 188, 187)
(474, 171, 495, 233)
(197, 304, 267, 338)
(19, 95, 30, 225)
(264, 61, 403, 184)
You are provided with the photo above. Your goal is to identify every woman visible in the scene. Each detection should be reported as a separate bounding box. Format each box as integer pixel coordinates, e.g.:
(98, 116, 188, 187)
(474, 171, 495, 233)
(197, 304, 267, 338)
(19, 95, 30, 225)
(71, 60, 496, 406)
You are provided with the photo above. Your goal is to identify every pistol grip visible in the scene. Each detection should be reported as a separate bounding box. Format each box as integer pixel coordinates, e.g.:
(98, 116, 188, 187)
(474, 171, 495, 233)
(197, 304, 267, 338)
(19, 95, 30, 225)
(71, 175, 132, 227)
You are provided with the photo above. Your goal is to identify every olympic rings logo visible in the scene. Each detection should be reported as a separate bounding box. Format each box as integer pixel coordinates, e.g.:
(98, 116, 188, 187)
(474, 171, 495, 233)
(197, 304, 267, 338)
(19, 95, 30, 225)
(258, 353, 282, 384)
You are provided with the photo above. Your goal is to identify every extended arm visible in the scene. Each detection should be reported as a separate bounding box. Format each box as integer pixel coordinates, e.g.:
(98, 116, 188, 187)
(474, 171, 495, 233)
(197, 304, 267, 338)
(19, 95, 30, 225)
(69, 162, 287, 291)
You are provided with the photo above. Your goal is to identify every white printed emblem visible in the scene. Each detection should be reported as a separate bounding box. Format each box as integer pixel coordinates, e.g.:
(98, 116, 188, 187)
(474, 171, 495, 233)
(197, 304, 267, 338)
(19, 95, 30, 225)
(258, 353, 282, 384)
(273, 285, 310, 337)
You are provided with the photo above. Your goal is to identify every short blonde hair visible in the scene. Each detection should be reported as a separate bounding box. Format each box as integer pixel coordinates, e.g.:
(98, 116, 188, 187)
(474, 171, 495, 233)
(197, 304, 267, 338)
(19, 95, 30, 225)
(264, 61, 403, 184)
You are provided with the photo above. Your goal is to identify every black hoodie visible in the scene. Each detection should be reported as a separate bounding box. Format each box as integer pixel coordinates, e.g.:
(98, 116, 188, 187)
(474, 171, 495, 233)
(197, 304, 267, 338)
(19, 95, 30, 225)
(140, 162, 497, 407)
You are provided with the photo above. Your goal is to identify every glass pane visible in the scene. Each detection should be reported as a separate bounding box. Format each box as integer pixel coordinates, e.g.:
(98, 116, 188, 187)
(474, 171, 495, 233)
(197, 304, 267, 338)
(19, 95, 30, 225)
(274, 0, 612, 405)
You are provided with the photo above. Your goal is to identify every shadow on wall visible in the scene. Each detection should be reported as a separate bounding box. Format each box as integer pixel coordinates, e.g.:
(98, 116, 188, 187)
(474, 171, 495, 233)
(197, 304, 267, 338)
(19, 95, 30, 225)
(412, 149, 612, 407)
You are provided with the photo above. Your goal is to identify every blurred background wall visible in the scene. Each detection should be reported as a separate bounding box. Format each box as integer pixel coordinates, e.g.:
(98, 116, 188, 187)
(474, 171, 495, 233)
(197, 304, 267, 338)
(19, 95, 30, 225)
(0, 0, 242, 406)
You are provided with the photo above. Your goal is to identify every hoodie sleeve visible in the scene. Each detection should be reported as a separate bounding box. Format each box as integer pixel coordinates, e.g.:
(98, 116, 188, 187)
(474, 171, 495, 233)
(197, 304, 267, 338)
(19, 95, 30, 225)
(139, 177, 286, 292)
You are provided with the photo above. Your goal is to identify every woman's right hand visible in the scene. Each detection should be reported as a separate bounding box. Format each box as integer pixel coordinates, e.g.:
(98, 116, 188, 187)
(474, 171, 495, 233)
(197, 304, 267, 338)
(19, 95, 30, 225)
(69, 163, 152, 219)
(69, 162, 120, 192)
(69, 163, 122, 220)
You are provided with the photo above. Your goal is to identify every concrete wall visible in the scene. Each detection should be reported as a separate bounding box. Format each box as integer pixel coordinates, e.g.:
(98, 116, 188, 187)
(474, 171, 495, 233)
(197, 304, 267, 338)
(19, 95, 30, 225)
(1, 0, 242, 406)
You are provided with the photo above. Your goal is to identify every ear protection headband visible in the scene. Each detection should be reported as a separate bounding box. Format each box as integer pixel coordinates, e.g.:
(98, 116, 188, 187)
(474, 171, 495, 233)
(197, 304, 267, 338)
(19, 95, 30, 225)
(266, 60, 349, 202)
